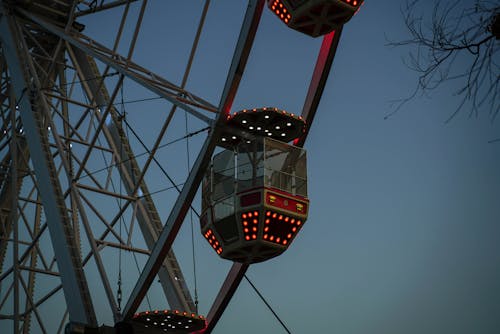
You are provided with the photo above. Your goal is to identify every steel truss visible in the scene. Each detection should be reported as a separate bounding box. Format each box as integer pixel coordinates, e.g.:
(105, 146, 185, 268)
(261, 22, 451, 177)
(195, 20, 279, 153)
(0, 1, 343, 333)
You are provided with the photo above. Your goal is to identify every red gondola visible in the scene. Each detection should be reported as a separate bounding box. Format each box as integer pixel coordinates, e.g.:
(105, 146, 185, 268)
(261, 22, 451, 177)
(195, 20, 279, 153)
(201, 108, 309, 263)
(267, 0, 363, 37)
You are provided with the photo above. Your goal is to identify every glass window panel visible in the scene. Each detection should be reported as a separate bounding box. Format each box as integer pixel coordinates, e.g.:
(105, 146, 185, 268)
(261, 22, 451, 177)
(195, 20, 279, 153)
(237, 140, 264, 192)
(212, 150, 235, 201)
(263, 138, 308, 197)
(213, 196, 234, 221)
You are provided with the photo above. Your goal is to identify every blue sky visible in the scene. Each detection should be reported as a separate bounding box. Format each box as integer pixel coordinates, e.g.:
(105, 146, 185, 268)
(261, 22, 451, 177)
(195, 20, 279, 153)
(72, 1, 500, 333)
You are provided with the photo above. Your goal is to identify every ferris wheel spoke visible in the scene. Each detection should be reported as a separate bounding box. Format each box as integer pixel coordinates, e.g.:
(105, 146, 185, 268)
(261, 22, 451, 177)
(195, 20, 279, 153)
(72, 187, 122, 321)
(67, 49, 197, 314)
(19, 8, 217, 123)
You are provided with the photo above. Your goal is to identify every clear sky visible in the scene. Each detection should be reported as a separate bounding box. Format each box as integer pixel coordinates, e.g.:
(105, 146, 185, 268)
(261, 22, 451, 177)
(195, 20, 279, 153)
(66, 1, 500, 333)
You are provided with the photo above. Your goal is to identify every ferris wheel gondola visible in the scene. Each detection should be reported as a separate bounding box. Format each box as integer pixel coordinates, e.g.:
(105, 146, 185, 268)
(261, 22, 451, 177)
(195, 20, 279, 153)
(267, 0, 363, 37)
(201, 108, 309, 263)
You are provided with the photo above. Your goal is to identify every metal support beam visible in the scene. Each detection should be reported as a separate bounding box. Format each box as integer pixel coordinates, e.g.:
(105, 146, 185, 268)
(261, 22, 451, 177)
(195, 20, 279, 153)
(0, 142, 29, 272)
(69, 46, 196, 313)
(0, 4, 97, 326)
(296, 28, 343, 147)
(12, 78, 20, 334)
(18, 8, 216, 125)
(75, 0, 140, 17)
(203, 263, 248, 333)
(122, 0, 266, 321)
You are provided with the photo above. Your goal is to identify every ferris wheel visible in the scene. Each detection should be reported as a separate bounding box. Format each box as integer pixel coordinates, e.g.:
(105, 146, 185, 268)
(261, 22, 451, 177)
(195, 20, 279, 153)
(0, 1, 363, 333)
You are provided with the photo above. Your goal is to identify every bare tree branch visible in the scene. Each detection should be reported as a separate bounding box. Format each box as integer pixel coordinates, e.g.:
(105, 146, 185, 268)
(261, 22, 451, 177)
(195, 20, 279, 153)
(387, 0, 499, 122)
